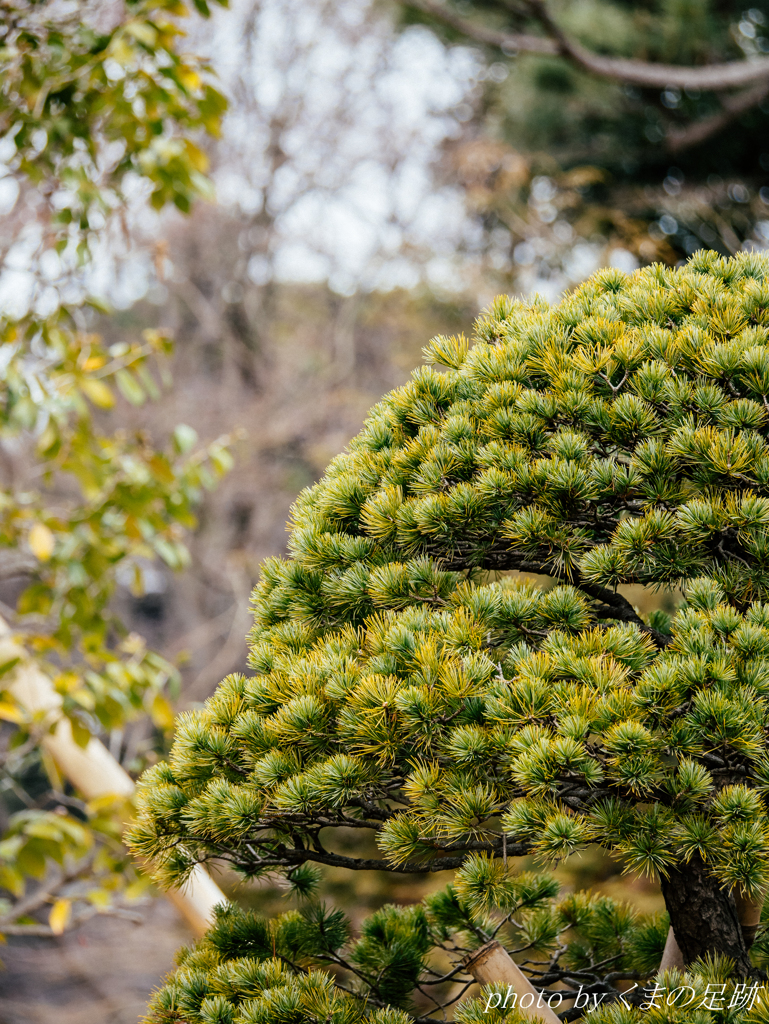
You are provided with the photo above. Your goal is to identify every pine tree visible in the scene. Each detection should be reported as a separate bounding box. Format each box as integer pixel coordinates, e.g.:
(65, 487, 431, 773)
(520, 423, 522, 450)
(398, 0, 769, 269)
(131, 251, 769, 1021)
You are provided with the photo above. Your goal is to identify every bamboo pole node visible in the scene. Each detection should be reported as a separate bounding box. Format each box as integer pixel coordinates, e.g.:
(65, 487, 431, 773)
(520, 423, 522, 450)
(735, 893, 764, 949)
(461, 940, 562, 1023)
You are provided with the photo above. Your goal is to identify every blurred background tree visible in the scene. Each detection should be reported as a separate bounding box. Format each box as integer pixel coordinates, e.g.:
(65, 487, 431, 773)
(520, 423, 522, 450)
(397, 0, 769, 293)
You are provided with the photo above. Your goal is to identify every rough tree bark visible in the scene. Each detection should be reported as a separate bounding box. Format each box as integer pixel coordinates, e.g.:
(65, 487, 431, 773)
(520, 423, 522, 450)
(660, 856, 754, 976)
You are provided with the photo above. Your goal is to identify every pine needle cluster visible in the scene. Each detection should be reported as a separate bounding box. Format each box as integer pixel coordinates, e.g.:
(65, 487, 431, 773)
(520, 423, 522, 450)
(130, 252, 769, 1021)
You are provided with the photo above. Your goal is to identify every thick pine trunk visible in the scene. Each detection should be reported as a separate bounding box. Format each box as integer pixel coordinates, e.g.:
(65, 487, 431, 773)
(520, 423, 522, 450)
(660, 855, 754, 976)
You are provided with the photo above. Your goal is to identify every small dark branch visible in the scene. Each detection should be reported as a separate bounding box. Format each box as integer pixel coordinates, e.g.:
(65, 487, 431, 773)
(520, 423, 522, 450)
(313, 950, 376, 992)
(527, 951, 624, 982)
(406, 0, 558, 55)
(419, 962, 470, 986)
(597, 369, 629, 395)
(667, 81, 769, 153)
(346, 797, 393, 821)
(226, 835, 531, 875)
(417, 979, 475, 1014)
(701, 752, 727, 768)
(237, 848, 470, 874)
(573, 575, 671, 649)
(441, 543, 670, 647)
(716, 537, 753, 570)
(221, 757, 250, 777)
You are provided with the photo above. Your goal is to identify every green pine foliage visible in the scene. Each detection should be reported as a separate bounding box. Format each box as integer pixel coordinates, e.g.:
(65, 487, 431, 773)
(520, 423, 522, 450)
(132, 252, 769, 1020)
(144, 883, 669, 1024)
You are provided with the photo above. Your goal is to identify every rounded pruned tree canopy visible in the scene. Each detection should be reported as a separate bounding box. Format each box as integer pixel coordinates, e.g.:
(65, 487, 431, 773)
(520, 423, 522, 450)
(129, 252, 769, 1014)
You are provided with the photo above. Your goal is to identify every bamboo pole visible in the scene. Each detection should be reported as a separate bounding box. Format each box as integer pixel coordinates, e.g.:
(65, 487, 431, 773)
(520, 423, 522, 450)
(658, 927, 685, 972)
(461, 940, 562, 1023)
(0, 619, 227, 936)
(735, 894, 764, 948)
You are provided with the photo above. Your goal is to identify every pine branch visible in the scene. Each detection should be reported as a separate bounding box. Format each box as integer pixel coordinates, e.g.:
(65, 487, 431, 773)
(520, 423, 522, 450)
(667, 80, 769, 153)
(439, 544, 671, 647)
(406, 0, 769, 91)
(231, 843, 529, 874)
(134, 254, 769, 1016)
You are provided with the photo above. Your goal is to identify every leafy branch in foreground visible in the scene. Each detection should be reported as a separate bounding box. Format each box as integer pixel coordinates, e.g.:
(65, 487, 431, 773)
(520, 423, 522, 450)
(0, 305, 237, 934)
(0, 0, 233, 939)
(0, 0, 228, 244)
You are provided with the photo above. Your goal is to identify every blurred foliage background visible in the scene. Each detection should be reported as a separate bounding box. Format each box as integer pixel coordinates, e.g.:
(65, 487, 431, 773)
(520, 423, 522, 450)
(400, 0, 769, 295)
(0, 0, 765, 1020)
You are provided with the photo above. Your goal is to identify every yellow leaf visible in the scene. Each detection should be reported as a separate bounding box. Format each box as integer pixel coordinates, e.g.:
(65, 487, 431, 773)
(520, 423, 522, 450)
(124, 876, 152, 901)
(178, 68, 202, 92)
(86, 793, 129, 815)
(151, 693, 176, 730)
(29, 523, 55, 561)
(49, 898, 71, 935)
(124, 515, 142, 540)
(0, 701, 22, 724)
(108, 37, 134, 65)
(69, 715, 92, 748)
(184, 140, 209, 173)
(53, 671, 80, 695)
(40, 747, 63, 792)
(149, 454, 175, 485)
(80, 378, 115, 409)
(142, 328, 173, 353)
(124, 20, 157, 47)
(36, 421, 58, 455)
(87, 889, 111, 909)
(0, 864, 24, 898)
(81, 356, 106, 371)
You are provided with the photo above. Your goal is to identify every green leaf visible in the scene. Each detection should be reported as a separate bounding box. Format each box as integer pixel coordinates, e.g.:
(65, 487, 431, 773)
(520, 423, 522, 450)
(80, 378, 115, 409)
(115, 369, 146, 405)
(173, 423, 198, 453)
